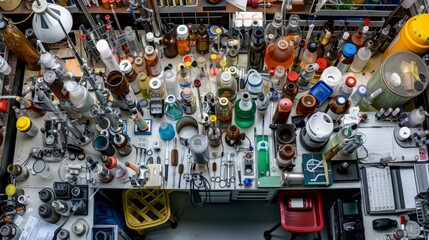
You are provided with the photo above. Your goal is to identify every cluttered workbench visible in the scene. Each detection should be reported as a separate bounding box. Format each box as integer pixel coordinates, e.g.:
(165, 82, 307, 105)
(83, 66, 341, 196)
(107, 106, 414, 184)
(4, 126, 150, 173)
(1, 0, 429, 238)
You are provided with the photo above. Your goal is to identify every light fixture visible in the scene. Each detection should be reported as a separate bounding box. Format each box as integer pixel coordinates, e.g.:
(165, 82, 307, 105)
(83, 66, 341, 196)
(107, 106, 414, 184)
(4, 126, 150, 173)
(32, 0, 73, 43)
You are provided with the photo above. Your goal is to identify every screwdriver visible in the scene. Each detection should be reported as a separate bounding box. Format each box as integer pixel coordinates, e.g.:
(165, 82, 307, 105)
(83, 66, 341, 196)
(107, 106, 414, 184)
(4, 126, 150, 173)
(178, 147, 185, 188)
(212, 161, 217, 189)
(171, 138, 178, 189)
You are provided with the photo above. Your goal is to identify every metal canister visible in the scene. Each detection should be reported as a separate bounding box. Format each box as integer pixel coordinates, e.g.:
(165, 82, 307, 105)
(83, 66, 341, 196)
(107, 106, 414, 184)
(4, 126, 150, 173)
(188, 134, 209, 164)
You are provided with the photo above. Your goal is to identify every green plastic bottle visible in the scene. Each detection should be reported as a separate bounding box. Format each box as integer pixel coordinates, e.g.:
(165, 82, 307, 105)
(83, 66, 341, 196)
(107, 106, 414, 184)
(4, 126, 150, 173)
(234, 92, 256, 128)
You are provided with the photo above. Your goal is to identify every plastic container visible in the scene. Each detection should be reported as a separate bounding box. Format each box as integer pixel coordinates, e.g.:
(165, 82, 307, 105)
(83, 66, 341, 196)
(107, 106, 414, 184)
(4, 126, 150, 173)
(300, 112, 334, 151)
(65, 81, 94, 116)
(0, 55, 11, 75)
(309, 81, 333, 105)
(247, 72, 263, 100)
(272, 98, 293, 124)
(366, 51, 429, 109)
(96, 40, 120, 73)
(336, 43, 357, 74)
(234, 92, 256, 128)
(351, 85, 367, 105)
(350, 42, 372, 73)
(383, 14, 429, 60)
(337, 76, 357, 99)
(188, 134, 209, 164)
(16, 116, 38, 138)
(406, 107, 428, 127)
(320, 66, 342, 91)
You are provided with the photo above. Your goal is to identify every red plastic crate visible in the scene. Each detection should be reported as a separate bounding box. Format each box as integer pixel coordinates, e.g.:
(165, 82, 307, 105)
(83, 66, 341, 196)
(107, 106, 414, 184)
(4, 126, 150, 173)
(279, 191, 324, 233)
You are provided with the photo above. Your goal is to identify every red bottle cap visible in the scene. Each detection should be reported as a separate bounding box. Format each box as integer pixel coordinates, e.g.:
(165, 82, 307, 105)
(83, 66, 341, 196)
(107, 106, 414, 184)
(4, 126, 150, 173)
(315, 58, 327, 72)
(80, 35, 86, 41)
(193, 79, 201, 88)
(105, 15, 111, 21)
(287, 71, 299, 83)
(106, 24, 112, 31)
(278, 98, 293, 112)
(363, 18, 370, 26)
(345, 76, 357, 87)
(104, 156, 117, 169)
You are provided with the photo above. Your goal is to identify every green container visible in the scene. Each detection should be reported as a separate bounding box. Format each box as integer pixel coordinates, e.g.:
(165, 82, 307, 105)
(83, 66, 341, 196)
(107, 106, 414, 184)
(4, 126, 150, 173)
(234, 92, 256, 128)
(366, 51, 429, 109)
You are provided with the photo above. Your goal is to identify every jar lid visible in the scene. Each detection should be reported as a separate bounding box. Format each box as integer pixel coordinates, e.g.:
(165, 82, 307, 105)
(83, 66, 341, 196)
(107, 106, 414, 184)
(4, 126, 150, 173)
(16, 116, 31, 131)
(176, 25, 189, 39)
(146, 32, 154, 42)
(145, 46, 155, 55)
(307, 42, 318, 52)
(197, 57, 206, 66)
(119, 60, 133, 74)
(247, 72, 262, 87)
(342, 43, 357, 58)
(345, 76, 357, 87)
(221, 72, 232, 84)
(405, 14, 429, 47)
(300, 94, 316, 108)
(5, 184, 17, 196)
(43, 70, 56, 84)
(287, 71, 299, 83)
(149, 78, 161, 90)
(356, 84, 367, 96)
(335, 96, 346, 106)
(210, 54, 217, 60)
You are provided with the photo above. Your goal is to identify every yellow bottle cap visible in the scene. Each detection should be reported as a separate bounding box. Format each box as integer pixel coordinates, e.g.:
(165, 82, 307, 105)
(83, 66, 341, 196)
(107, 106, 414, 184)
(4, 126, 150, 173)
(210, 54, 217, 60)
(209, 115, 217, 123)
(16, 116, 31, 132)
(5, 184, 17, 196)
(215, 28, 222, 35)
(220, 60, 227, 67)
(185, 61, 192, 68)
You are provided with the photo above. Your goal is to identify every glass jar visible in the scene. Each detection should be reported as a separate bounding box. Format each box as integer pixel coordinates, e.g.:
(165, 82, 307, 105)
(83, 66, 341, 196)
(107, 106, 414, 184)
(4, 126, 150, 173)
(264, 39, 294, 72)
(120, 59, 140, 94)
(162, 24, 179, 58)
(188, 23, 196, 47)
(326, 95, 349, 121)
(282, 82, 298, 99)
(181, 87, 197, 114)
(165, 95, 183, 121)
(137, 72, 151, 99)
(144, 46, 162, 77)
(176, 25, 191, 56)
(217, 72, 237, 103)
(285, 14, 302, 48)
(134, 57, 148, 75)
(296, 94, 317, 116)
(148, 77, 166, 98)
(216, 97, 233, 129)
(106, 71, 130, 109)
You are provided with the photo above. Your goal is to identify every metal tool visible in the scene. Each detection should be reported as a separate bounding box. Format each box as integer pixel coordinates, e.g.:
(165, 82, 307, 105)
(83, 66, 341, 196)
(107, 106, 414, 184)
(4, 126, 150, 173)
(178, 147, 185, 188)
(236, 153, 243, 187)
(164, 140, 170, 185)
(171, 138, 178, 189)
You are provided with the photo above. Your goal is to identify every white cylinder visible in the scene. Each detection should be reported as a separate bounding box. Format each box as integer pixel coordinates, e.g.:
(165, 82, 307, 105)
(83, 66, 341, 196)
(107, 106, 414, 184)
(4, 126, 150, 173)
(0, 55, 11, 75)
(65, 81, 94, 116)
(164, 69, 179, 97)
(350, 47, 372, 73)
(300, 112, 334, 150)
(96, 40, 120, 73)
(320, 66, 342, 91)
(397, 127, 411, 141)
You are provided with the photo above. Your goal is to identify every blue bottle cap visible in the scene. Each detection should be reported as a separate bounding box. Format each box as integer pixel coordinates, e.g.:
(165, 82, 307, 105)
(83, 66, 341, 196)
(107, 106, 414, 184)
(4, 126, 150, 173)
(336, 96, 346, 106)
(357, 85, 367, 96)
(342, 43, 357, 58)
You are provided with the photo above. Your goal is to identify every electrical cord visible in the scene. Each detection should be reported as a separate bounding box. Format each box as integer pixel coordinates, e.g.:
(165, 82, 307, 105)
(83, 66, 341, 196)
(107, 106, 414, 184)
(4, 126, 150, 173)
(189, 173, 211, 208)
(357, 145, 389, 169)
(4, 12, 34, 25)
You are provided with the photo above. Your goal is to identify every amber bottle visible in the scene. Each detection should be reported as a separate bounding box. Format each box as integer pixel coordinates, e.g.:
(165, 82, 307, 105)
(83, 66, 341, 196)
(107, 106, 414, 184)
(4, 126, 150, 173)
(350, 30, 365, 49)
(144, 46, 162, 77)
(0, 15, 40, 71)
(188, 23, 196, 47)
(162, 24, 179, 59)
(196, 21, 210, 55)
(296, 94, 317, 116)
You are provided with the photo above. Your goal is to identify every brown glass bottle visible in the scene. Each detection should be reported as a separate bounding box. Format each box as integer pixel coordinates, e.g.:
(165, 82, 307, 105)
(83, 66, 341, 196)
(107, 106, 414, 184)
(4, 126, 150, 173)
(0, 15, 40, 71)
(106, 71, 130, 101)
(326, 95, 349, 121)
(188, 24, 196, 47)
(282, 82, 298, 99)
(296, 94, 316, 116)
(196, 22, 210, 54)
(350, 30, 365, 49)
(144, 46, 162, 76)
(17, 97, 46, 116)
(43, 70, 70, 101)
(162, 25, 179, 59)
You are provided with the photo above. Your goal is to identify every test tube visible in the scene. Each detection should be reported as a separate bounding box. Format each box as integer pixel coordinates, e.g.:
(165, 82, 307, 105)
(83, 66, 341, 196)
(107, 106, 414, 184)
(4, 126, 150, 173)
(96, 39, 120, 73)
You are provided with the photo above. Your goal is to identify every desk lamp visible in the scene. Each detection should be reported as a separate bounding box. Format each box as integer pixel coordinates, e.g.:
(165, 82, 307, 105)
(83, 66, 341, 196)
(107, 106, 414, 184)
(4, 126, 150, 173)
(32, 0, 73, 43)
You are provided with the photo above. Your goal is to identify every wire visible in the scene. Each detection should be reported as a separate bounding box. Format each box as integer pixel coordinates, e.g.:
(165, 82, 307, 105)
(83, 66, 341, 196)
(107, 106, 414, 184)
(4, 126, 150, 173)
(245, 135, 253, 150)
(4, 12, 34, 25)
(189, 173, 211, 208)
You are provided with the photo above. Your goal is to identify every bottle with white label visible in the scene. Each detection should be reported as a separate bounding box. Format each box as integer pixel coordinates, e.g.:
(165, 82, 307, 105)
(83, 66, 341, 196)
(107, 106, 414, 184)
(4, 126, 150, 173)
(144, 46, 162, 77)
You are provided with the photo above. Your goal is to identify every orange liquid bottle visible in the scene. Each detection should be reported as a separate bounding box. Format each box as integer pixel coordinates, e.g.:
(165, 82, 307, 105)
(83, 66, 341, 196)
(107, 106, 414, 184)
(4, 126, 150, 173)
(176, 25, 191, 56)
(264, 39, 294, 72)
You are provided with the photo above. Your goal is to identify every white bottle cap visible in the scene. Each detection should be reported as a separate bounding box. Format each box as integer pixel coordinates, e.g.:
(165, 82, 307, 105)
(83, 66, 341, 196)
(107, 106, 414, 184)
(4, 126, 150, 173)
(146, 32, 155, 42)
(388, 72, 401, 87)
(96, 40, 113, 59)
(40, 52, 56, 69)
(176, 25, 189, 39)
(342, 32, 350, 40)
(43, 70, 56, 84)
(119, 60, 132, 74)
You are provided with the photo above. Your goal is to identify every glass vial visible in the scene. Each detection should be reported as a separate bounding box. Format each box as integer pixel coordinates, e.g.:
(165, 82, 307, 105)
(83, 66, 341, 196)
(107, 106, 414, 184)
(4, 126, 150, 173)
(181, 88, 197, 114)
(337, 76, 356, 99)
(216, 97, 233, 129)
(120, 59, 140, 94)
(163, 24, 179, 58)
(196, 20, 210, 54)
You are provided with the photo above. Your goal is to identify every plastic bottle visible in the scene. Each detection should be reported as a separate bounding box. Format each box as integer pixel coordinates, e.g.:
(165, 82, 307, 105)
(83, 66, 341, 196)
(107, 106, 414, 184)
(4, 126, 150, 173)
(406, 107, 428, 127)
(337, 76, 357, 99)
(247, 72, 263, 100)
(285, 14, 302, 48)
(181, 88, 196, 115)
(336, 43, 357, 74)
(217, 72, 237, 103)
(113, 133, 132, 156)
(164, 68, 178, 97)
(297, 63, 319, 91)
(350, 30, 365, 49)
(144, 46, 162, 77)
(358, 88, 383, 110)
(165, 95, 184, 120)
(299, 42, 318, 69)
(216, 97, 233, 129)
(351, 84, 368, 105)
(234, 92, 256, 128)
(96, 39, 120, 73)
(176, 63, 192, 89)
(350, 41, 373, 73)
(273, 98, 293, 124)
(0, 15, 40, 71)
(16, 116, 38, 138)
(247, 27, 266, 71)
(264, 12, 286, 44)
(65, 81, 94, 117)
(124, 26, 142, 58)
(176, 25, 191, 56)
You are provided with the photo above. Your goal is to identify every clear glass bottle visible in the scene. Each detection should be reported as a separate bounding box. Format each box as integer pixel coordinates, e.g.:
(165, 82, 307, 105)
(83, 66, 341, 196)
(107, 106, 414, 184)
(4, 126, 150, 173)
(162, 24, 179, 59)
(137, 72, 151, 99)
(216, 97, 233, 129)
(124, 26, 142, 58)
(217, 72, 237, 103)
(351, 84, 367, 105)
(247, 72, 263, 100)
(226, 48, 239, 67)
(297, 63, 319, 91)
(264, 12, 286, 45)
(164, 68, 179, 97)
(0, 16, 40, 71)
(176, 25, 191, 56)
(207, 115, 222, 147)
(247, 27, 266, 71)
(144, 46, 162, 77)
(234, 92, 256, 129)
(165, 95, 183, 121)
(196, 57, 211, 94)
(196, 20, 210, 54)
(377, 28, 396, 53)
(285, 14, 302, 48)
(291, 39, 306, 72)
(299, 42, 318, 69)
(336, 43, 357, 74)
(181, 87, 197, 114)
(337, 76, 356, 99)
(148, 77, 166, 98)
(120, 59, 140, 94)
(176, 63, 192, 89)
(102, 156, 128, 181)
(270, 66, 286, 93)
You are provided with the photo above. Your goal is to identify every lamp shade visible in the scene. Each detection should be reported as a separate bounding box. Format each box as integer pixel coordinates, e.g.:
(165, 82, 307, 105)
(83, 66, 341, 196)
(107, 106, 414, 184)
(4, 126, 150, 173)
(32, 0, 73, 43)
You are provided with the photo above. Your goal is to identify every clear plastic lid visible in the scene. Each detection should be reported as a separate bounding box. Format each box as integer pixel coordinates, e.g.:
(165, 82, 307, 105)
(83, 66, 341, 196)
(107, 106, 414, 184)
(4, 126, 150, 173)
(382, 51, 429, 97)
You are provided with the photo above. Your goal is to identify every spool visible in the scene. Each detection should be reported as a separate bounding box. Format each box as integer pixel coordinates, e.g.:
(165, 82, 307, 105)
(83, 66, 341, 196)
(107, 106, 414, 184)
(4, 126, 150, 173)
(397, 127, 411, 141)
(300, 112, 334, 151)
(188, 135, 209, 164)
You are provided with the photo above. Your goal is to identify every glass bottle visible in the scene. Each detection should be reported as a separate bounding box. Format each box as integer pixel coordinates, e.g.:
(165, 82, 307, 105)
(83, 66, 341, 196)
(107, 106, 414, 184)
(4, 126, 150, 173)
(176, 63, 192, 89)
(146, 32, 155, 48)
(43, 70, 69, 101)
(207, 115, 222, 147)
(299, 42, 318, 69)
(324, 38, 340, 66)
(162, 24, 179, 59)
(16, 116, 39, 138)
(102, 156, 128, 181)
(264, 12, 286, 45)
(234, 92, 256, 128)
(272, 98, 293, 124)
(131, 108, 149, 132)
(296, 94, 317, 116)
(326, 95, 348, 121)
(0, 16, 40, 71)
(247, 27, 266, 71)
(148, 77, 166, 98)
(377, 28, 396, 53)
(7, 164, 29, 181)
(338, 32, 350, 50)
(144, 46, 162, 77)
(265, 39, 294, 72)
(217, 72, 237, 103)
(196, 20, 210, 54)
(226, 48, 239, 67)
(215, 97, 233, 129)
(337, 76, 356, 99)
(137, 72, 151, 99)
(350, 40, 373, 73)
(181, 87, 197, 114)
(209, 54, 220, 83)
(282, 82, 298, 99)
(367, 31, 381, 54)
(351, 84, 367, 105)
(113, 133, 132, 156)
(336, 43, 357, 74)
(350, 30, 365, 49)
(291, 39, 306, 72)
(316, 31, 332, 58)
(106, 71, 130, 109)
(376, 25, 391, 53)
(287, 71, 299, 83)
(196, 57, 211, 94)
(164, 68, 179, 97)
(64, 81, 94, 117)
(12, 106, 27, 119)
(270, 66, 286, 93)
(176, 25, 191, 56)
(285, 14, 302, 48)
(297, 63, 319, 91)
(165, 95, 184, 121)
(256, 92, 269, 114)
(120, 59, 140, 94)
(319, 19, 335, 43)
(16, 97, 46, 116)
(188, 23, 196, 47)
(134, 57, 148, 75)
(358, 88, 383, 110)
(247, 72, 263, 100)
(124, 26, 142, 58)
(312, 58, 328, 84)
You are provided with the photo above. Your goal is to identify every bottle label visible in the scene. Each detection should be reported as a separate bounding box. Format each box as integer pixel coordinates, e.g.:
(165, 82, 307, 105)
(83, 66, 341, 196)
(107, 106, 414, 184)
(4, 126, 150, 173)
(149, 63, 161, 76)
(326, 109, 341, 120)
(182, 104, 196, 114)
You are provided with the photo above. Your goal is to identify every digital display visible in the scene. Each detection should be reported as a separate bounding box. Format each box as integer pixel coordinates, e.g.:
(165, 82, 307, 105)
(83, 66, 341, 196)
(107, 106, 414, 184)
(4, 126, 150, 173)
(342, 202, 358, 216)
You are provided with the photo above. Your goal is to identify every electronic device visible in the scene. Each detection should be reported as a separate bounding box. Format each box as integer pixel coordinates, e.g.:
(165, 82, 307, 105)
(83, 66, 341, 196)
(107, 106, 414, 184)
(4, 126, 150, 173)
(92, 225, 130, 240)
(329, 198, 365, 240)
